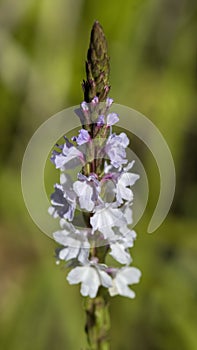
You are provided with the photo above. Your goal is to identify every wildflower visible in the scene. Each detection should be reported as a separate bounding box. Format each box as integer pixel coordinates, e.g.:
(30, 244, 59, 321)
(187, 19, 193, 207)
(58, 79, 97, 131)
(73, 180, 95, 211)
(109, 267, 141, 299)
(67, 263, 112, 298)
(116, 171, 140, 204)
(48, 184, 76, 221)
(72, 129, 91, 145)
(105, 133, 129, 168)
(48, 21, 142, 350)
(51, 144, 85, 170)
(53, 220, 90, 264)
(97, 113, 119, 127)
(109, 242, 132, 265)
(81, 101, 89, 112)
(49, 96, 142, 298)
(106, 113, 119, 126)
(97, 115, 105, 127)
(49, 95, 141, 300)
(90, 203, 127, 239)
(106, 97, 113, 108)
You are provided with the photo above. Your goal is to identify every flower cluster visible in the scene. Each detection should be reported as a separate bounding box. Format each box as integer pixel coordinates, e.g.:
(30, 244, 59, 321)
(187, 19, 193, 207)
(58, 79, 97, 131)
(49, 97, 141, 299)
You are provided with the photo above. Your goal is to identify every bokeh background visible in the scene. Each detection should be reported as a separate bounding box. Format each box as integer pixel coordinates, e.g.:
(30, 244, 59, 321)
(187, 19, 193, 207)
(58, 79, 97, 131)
(0, 0, 197, 349)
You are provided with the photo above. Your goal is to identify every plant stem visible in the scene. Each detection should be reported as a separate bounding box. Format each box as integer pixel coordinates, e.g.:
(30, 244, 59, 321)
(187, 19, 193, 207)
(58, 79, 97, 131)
(82, 21, 111, 350)
(85, 289, 110, 350)
(84, 244, 110, 349)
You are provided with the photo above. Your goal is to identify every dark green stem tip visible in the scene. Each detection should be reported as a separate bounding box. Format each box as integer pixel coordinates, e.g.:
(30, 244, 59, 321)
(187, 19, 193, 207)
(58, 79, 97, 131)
(82, 21, 110, 103)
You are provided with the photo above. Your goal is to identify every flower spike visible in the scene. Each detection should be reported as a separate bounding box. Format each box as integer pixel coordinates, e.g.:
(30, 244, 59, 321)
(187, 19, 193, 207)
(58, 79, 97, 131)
(82, 21, 110, 102)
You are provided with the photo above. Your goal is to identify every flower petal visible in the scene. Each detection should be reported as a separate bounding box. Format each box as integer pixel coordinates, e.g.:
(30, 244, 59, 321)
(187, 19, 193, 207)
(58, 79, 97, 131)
(116, 172, 139, 203)
(109, 243, 131, 264)
(53, 145, 85, 170)
(120, 172, 140, 187)
(105, 133, 129, 168)
(73, 129, 91, 145)
(109, 267, 141, 299)
(78, 248, 90, 264)
(107, 113, 119, 126)
(120, 266, 142, 284)
(67, 266, 84, 284)
(67, 266, 100, 298)
(106, 98, 114, 108)
(59, 246, 79, 261)
(73, 181, 94, 211)
(119, 133, 129, 147)
(90, 206, 126, 238)
(50, 184, 75, 221)
(99, 270, 112, 288)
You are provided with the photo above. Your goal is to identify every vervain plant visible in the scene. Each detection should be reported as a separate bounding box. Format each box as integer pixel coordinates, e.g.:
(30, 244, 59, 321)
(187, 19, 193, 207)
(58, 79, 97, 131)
(49, 21, 141, 350)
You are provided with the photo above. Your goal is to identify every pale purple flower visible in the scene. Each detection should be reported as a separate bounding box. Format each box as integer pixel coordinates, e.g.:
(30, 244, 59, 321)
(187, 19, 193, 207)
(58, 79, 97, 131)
(50, 96, 142, 300)
(106, 113, 119, 126)
(52, 144, 85, 170)
(72, 129, 91, 145)
(119, 133, 130, 147)
(48, 184, 75, 221)
(81, 101, 89, 112)
(105, 133, 129, 168)
(97, 115, 105, 127)
(91, 96, 99, 106)
(97, 113, 119, 127)
(106, 97, 113, 108)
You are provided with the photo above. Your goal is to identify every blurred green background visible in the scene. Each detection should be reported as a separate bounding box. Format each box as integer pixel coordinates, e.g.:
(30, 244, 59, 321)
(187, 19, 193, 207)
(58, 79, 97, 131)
(0, 0, 197, 349)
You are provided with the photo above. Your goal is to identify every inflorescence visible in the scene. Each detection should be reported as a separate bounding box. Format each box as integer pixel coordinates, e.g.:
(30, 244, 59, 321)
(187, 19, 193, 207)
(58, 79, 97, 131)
(49, 97, 141, 299)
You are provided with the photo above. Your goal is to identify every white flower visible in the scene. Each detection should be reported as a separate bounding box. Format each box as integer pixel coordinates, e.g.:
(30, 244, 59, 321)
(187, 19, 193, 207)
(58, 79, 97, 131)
(116, 172, 139, 204)
(122, 205, 133, 225)
(109, 242, 131, 264)
(109, 267, 141, 299)
(119, 227, 136, 243)
(53, 219, 90, 264)
(73, 180, 94, 211)
(90, 204, 127, 239)
(67, 265, 112, 298)
(109, 225, 137, 264)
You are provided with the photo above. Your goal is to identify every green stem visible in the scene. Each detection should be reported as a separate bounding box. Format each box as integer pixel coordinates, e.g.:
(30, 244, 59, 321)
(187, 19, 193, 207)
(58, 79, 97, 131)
(84, 290, 110, 350)
(82, 21, 111, 350)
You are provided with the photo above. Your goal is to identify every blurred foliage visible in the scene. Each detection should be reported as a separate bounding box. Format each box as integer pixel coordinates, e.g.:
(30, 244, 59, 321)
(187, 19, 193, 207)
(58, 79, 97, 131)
(0, 0, 197, 349)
